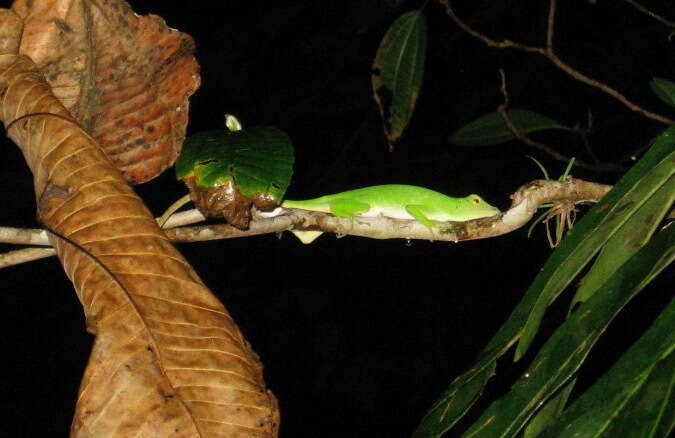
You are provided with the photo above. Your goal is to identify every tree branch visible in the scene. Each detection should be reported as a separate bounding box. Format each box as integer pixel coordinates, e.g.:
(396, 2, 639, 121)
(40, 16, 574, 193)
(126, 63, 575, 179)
(496, 69, 625, 172)
(0, 247, 55, 267)
(1, 178, 613, 267)
(621, 0, 675, 30)
(438, 0, 674, 125)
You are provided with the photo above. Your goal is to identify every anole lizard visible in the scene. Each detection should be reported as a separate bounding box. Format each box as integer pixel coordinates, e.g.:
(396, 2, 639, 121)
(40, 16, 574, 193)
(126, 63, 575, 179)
(278, 184, 501, 243)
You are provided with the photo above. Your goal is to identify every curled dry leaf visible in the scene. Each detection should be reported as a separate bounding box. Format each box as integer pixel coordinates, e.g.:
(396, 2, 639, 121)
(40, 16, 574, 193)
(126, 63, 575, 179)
(12, 0, 200, 183)
(0, 6, 278, 438)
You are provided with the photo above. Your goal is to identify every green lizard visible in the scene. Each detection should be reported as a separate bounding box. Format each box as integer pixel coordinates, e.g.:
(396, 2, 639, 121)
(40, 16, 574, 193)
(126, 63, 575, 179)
(280, 184, 501, 243)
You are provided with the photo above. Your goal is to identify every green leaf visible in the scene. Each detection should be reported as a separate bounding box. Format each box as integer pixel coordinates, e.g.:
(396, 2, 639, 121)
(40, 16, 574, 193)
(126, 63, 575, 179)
(526, 155, 550, 180)
(175, 127, 294, 229)
(523, 379, 575, 438)
(372, 10, 426, 150)
(175, 127, 294, 201)
(224, 114, 243, 131)
(412, 126, 675, 438)
(650, 78, 675, 108)
(573, 177, 675, 305)
(413, 365, 495, 438)
(517, 127, 675, 360)
(606, 351, 675, 438)
(538, 297, 675, 438)
(460, 224, 675, 437)
(450, 110, 568, 146)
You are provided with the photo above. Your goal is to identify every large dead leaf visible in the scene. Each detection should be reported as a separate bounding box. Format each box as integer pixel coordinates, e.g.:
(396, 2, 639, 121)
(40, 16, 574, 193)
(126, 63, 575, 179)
(0, 6, 278, 438)
(12, 0, 200, 183)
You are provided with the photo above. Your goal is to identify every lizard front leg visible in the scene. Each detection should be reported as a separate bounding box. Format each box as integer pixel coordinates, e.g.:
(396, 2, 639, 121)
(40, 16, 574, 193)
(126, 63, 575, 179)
(329, 199, 371, 235)
(405, 205, 438, 240)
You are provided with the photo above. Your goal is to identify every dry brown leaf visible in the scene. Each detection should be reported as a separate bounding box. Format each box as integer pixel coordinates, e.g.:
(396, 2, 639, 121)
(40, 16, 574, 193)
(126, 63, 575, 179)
(12, 0, 200, 183)
(0, 6, 278, 437)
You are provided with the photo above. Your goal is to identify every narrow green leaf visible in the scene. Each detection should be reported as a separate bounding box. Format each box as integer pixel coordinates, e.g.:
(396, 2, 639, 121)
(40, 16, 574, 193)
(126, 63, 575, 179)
(450, 110, 567, 147)
(573, 176, 675, 305)
(650, 77, 675, 108)
(523, 379, 575, 438)
(413, 365, 495, 438)
(526, 155, 550, 180)
(461, 225, 675, 437)
(372, 10, 426, 149)
(412, 126, 675, 438)
(517, 128, 675, 359)
(559, 157, 575, 181)
(600, 351, 675, 438)
(538, 297, 675, 438)
(656, 360, 675, 438)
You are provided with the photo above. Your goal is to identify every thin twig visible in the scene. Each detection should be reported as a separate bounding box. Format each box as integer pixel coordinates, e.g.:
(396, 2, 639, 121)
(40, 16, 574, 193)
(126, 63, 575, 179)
(621, 0, 675, 29)
(0, 208, 209, 247)
(497, 70, 624, 172)
(546, 0, 556, 50)
(438, 0, 674, 125)
(0, 226, 50, 245)
(0, 247, 55, 268)
(161, 208, 206, 228)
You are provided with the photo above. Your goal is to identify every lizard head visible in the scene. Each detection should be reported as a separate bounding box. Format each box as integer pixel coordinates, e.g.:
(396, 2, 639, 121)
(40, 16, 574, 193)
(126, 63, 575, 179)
(463, 194, 501, 219)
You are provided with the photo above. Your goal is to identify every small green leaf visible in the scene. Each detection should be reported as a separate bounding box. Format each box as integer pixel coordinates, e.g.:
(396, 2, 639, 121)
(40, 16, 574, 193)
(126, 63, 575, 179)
(225, 114, 243, 131)
(650, 77, 675, 108)
(526, 155, 550, 180)
(559, 157, 575, 181)
(450, 110, 568, 146)
(175, 127, 294, 228)
(176, 127, 293, 197)
(372, 10, 426, 150)
(538, 297, 675, 438)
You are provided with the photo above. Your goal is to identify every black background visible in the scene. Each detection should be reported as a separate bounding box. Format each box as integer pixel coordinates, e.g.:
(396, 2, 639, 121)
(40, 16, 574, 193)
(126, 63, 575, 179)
(0, 1, 672, 437)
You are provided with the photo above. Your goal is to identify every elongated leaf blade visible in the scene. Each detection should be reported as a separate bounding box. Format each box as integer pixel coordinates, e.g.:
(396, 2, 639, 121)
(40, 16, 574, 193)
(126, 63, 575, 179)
(517, 128, 675, 359)
(413, 126, 675, 438)
(650, 77, 675, 108)
(372, 10, 426, 149)
(523, 379, 575, 438)
(460, 225, 675, 437)
(450, 110, 567, 146)
(413, 365, 496, 438)
(538, 297, 675, 438)
(573, 176, 675, 305)
(605, 351, 675, 438)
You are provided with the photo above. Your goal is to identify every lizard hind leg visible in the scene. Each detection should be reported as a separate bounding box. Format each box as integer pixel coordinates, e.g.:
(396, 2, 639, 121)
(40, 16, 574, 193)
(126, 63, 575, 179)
(329, 199, 371, 236)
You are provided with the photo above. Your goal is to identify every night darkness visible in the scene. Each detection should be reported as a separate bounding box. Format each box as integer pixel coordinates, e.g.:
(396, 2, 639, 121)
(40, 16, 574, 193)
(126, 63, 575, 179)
(0, 1, 673, 437)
